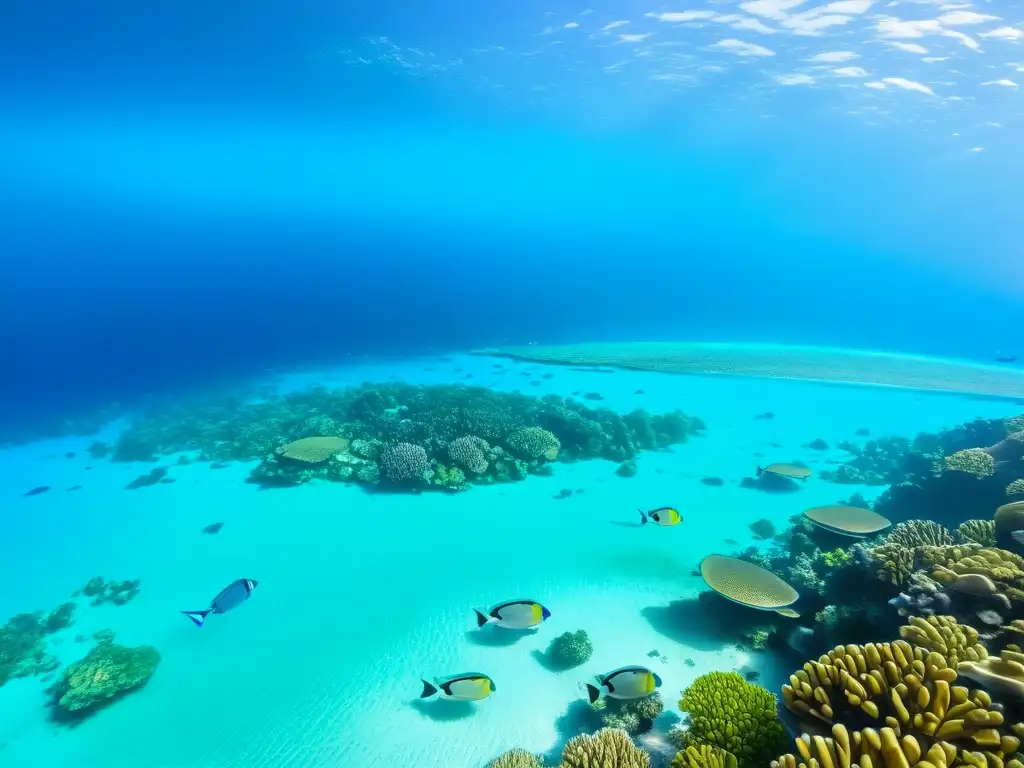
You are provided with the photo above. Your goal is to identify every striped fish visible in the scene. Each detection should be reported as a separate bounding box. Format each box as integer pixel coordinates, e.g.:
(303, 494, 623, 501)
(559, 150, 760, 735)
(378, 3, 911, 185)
(181, 578, 258, 628)
(639, 507, 682, 526)
(474, 599, 551, 630)
(420, 672, 496, 702)
(585, 665, 662, 703)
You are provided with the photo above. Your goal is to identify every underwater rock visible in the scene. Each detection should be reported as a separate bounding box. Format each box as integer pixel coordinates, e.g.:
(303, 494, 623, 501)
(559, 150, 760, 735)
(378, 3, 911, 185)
(43, 603, 76, 633)
(49, 641, 160, 720)
(125, 467, 167, 490)
(616, 460, 638, 478)
(701, 477, 725, 487)
(23, 485, 50, 496)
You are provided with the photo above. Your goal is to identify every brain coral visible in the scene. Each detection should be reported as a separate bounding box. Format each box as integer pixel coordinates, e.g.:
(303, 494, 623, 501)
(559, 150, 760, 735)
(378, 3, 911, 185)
(945, 448, 996, 477)
(448, 436, 490, 474)
(678, 671, 788, 768)
(560, 728, 650, 768)
(505, 427, 560, 461)
(277, 436, 349, 463)
(379, 442, 430, 484)
(50, 641, 160, 716)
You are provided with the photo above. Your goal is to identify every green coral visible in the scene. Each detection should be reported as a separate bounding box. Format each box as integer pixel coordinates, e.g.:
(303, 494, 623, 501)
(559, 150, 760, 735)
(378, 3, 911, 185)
(49, 641, 160, 718)
(671, 745, 739, 768)
(678, 672, 788, 768)
(488, 749, 544, 768)
(505, 427, 561, 461)
(944, 448, 995, 477)
(545, 630, 593, 669)
(820, 548, 853, 568)
(433, 465, 467, 491)
(0, 612, 59, 687)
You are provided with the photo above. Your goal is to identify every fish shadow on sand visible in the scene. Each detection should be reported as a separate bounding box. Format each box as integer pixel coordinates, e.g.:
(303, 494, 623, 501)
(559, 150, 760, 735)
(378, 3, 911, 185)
(409, 698, 477, 722)
(641, 596, 734, 652)
(739, 474, 802, 494)
(609, 520, 644, 529)
(464, 627, 536, 647)
(530, 650, 589, 673)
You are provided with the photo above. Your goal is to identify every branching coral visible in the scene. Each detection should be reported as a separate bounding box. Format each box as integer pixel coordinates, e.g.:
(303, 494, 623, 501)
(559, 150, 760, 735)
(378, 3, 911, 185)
(448, 436, 490, 474)
(887, 520, 956, 549)
(678, 672, 788, 768)
(379, 442, 431, 484)
(505, 427, 561, 461)
(561, 728, 651, 768)
(592, 692, 664, 734)
(898, 616, 988, 667)
(957, 520, 997, 547)
(945, 449, 996, 478)
(671, 745, 739, 768)
(488, 749, 544, 768)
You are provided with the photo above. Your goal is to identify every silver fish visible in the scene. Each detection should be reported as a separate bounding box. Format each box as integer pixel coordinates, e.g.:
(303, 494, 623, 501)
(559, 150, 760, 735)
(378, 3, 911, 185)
(181, 578, 258, 627)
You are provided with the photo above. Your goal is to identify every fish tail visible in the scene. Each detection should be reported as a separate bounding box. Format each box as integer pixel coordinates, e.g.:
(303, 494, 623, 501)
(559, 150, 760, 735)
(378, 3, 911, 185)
(585, 683, 603, 704)
(181, 609, 211, 628)
(756, 466, 764, 477)
(638, 509, 647, 525)
(420, 679, 439, 699)
(473, 609, 490, 628)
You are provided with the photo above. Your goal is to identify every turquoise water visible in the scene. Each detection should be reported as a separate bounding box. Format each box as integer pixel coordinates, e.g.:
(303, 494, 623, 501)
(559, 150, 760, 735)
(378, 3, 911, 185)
(1, 351, 1018, 767)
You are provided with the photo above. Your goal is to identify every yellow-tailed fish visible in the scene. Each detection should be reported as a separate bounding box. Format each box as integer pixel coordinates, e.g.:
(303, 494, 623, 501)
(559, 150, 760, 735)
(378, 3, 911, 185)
(639, 507, 682, 526)
(757, 463, 812, 480)
(585, 665, 662, 703)
(474, 599, 551, 630)
(420, 672, 495, 702)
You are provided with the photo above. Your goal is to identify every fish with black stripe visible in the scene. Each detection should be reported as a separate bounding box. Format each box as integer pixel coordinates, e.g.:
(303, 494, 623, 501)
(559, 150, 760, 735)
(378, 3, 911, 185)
(585, 665, 662, 703)
(181, 578, 258, 628)
(639, 506, 682, 526)
(474, 599, 551, 630)
(420, 672, 496, 702)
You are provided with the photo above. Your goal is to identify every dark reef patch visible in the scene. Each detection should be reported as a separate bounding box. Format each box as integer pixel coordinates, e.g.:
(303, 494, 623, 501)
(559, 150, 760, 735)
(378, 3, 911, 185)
(23, 486, 50, 497)
(125, 468, 167, 490)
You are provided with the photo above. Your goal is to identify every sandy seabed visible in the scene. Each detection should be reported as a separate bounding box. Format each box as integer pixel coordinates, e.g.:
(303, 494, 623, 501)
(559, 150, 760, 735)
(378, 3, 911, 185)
(0, 349, 1018, 768)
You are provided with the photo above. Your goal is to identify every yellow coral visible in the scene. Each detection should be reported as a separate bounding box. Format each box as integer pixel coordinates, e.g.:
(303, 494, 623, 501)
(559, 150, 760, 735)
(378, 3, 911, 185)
(781, 638, 1008, 752)
(671, 745, 739, 768)
(560, 728, 650, 768)
(959, 647, 1024, 703)
(945, 448, 996, 477)
(957, 520, 997, 546)
(489, 749, 544, 768)
(899, 616, 988, 667)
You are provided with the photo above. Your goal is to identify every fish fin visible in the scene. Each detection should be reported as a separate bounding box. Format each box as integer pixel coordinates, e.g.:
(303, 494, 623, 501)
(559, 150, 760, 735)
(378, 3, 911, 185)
(639, 509, 648, 525)
(585, 683, 603, 704)
(653, 672, 663, 688)
(1011, 530, 1024, 545)
(756, 466, 764, 477)
(420, 680, 439, 699)
(181, 609, 211, 628)
(473, 609, 490, 628)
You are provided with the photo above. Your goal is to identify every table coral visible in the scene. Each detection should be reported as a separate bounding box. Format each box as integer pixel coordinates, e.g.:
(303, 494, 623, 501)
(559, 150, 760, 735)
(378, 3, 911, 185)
(678, 671, 788, 768)
(276, 436, 349, 463)
(49, 640, 160, 718)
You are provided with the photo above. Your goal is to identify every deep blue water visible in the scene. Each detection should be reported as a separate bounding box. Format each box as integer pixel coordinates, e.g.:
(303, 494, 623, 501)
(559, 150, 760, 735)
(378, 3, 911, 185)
(2, 0, 1022, 439)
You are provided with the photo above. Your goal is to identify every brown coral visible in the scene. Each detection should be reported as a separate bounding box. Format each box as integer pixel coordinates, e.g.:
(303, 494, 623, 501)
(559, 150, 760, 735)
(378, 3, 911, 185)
(944, 448, 996, 477)
(276, 436, 349, 463)
(448, 436, 490, 474)
(505, 427, 560, 461)
(899, 616, 988, 668)
(560, 728, 651, 768)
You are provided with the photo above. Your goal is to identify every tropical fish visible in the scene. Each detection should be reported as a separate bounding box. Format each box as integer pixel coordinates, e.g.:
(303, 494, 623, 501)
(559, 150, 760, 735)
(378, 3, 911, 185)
(420, 673, 496, 701)
(639, 507, 682, 526)
(757, 463, 812, 480)
(474, 600, 551, 630)
(585, 666, 662, 703)
(181, 578, 258, 627)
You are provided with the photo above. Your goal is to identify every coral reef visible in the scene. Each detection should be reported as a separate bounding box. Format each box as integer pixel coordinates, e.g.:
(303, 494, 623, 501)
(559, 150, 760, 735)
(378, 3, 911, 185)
(958, 520, 998, 547)
(899, 615, 988, 667)
(591, 692, 664, 734)
(114, 383, 703, 494)
(545, 630, 593, 669)
(1008, 480, 1024, 497)
(678, 672, 788, 768)
(48, 635, 160, 719)
(0, 613, 60, 687)
(561, 728, 651, 768)
(78, 576, 141, 607)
